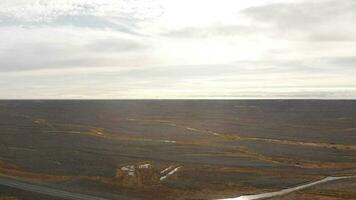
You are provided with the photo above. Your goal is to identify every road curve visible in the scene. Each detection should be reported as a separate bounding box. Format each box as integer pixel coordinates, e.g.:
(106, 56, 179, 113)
(0, 177, 113, 200)
(216, 176, 355, 200)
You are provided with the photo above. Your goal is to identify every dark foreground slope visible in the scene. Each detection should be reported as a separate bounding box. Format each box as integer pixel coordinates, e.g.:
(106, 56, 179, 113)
(0, 100, 355, 200)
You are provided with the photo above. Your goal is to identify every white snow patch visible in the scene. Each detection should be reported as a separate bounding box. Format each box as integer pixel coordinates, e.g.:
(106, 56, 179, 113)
(207, 130, 221, 136)
(216, 176, 355, 200)
(142, 138, 176, 144)
(160, 166, 181, 181)
(138, 164, 152, 169)
(163, 140, 177, 143)
(121, 165, 135, 171)
(121, 165, 135, 176)
(160, 166, 174, 174)
(186, 127, 198, 131)
(68, 131, 81, 134)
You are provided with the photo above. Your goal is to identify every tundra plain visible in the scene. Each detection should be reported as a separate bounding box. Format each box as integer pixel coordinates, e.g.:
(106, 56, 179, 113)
(0, 100, 355, 200)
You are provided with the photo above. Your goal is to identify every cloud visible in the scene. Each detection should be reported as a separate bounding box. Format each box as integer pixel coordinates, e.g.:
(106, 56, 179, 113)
(243, 0, 356, 41)
(1, 58, 356, 99)
(243, 0, 356, 27)
(0, 0, 162, 34)
(161, 25, 261, 38)
(161, 0, 356, 42)
(0, 26, 151, 72)
(325, 56, 356, 67)
(0, 0, 355, 99)
(86, 38, 148, 52)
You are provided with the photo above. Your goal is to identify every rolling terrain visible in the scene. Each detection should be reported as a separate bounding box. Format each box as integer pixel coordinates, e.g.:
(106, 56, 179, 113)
(0, 100, 355, 199)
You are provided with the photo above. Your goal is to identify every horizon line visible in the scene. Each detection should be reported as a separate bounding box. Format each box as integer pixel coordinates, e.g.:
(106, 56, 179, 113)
(0, 98, 355, 101)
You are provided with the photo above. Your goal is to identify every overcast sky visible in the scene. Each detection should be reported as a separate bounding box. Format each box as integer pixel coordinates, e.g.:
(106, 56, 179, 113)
(1, 0, 355, 99)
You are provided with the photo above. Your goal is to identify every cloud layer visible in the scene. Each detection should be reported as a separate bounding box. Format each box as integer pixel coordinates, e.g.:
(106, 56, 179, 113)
(0, 0, 355, 99)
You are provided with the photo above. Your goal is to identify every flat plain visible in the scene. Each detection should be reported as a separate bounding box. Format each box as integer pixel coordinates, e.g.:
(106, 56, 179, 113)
(0, 100, 355, 200)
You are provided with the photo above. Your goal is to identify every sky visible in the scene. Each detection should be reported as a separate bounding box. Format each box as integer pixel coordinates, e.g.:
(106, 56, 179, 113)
(0, 0, 356, 99)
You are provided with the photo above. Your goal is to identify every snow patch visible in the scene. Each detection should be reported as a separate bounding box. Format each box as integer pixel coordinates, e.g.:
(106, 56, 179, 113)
(138, 164, 152, 169)
(160, 166, 181, 181)
(207, 130, 221, 136)
(160, 166, 173, 174)
(186, 127, 199, 132)
(70, 131, 81, 134)
(142, 138, 177, 144)
(163, 140, 177, 143)
(121, 165, 135, 176)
